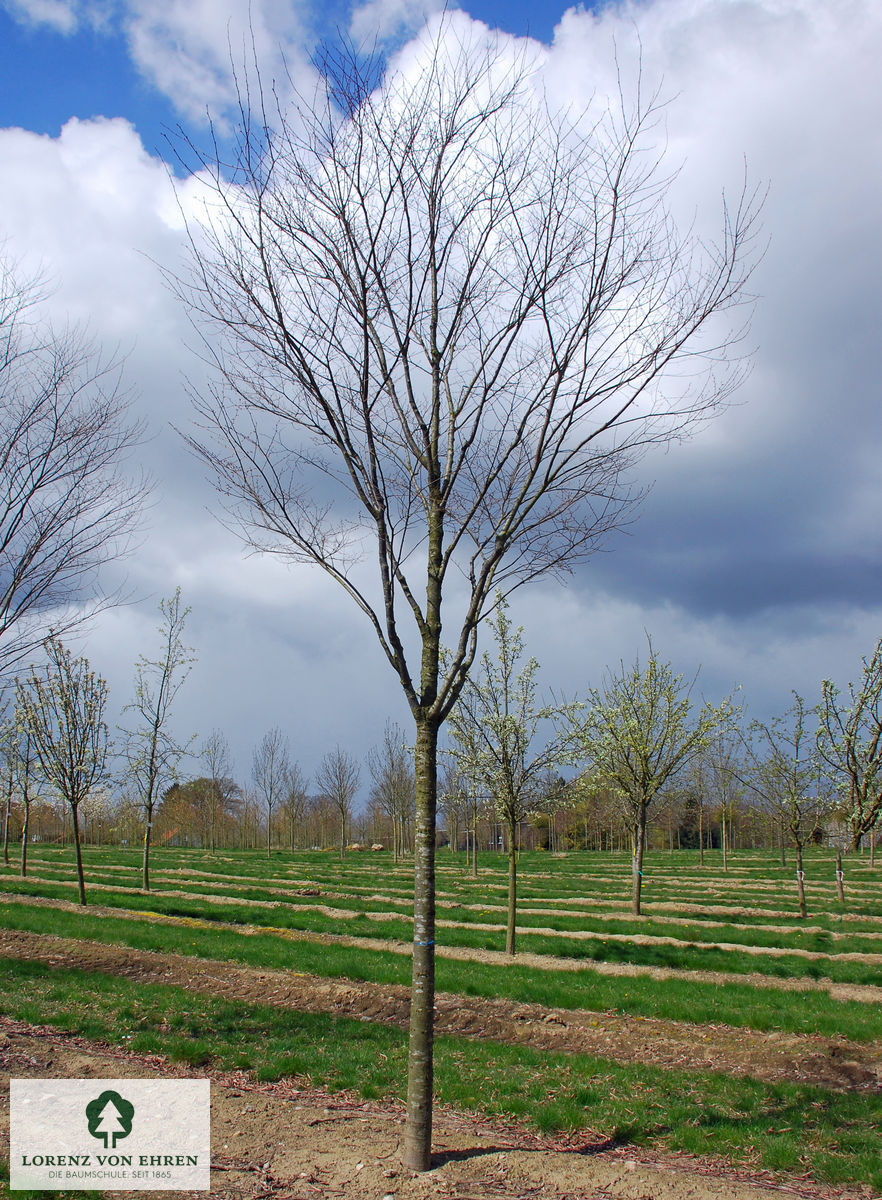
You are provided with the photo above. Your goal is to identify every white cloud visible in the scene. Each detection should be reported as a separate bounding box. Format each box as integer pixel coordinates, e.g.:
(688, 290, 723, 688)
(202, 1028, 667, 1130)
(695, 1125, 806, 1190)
(2, 0, 78, 32)
(1, 0, 880, 784)
(349, 0, 446, 45)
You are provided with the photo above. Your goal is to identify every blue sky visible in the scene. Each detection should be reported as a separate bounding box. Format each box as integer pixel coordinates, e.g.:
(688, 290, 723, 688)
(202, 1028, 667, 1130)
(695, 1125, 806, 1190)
(0, 0, 880, 793)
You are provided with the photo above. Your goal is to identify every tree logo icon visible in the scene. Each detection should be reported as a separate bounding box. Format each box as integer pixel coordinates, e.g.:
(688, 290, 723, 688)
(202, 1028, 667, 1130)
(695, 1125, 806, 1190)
(85, 1090, 135, 1149)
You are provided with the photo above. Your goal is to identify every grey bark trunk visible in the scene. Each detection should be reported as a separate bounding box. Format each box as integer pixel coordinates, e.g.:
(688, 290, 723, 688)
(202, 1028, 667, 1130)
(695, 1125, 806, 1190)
(795, 844, 807, 919)
(403, 717, 438, 1172)
(142, 806, 152, 890)
(72, 804, 87, 905)
(506, 816, 517, 956)
(836, 848, 845, 903)
(631, 820, 645, 916)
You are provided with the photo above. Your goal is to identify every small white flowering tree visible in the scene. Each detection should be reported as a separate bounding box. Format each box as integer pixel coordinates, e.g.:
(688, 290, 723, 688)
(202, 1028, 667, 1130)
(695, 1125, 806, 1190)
(448, 596, 578, 954)
(576, 642, 733, 915)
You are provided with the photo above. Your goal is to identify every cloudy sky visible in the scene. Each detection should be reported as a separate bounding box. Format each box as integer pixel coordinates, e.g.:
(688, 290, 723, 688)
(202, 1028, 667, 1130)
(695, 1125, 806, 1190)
(0, 0, 879, 797)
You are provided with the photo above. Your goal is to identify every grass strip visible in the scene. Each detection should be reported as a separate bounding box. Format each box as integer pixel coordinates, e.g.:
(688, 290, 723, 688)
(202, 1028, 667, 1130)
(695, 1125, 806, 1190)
(0, 958, 880, 1193)
(2, 901, 882, 1043)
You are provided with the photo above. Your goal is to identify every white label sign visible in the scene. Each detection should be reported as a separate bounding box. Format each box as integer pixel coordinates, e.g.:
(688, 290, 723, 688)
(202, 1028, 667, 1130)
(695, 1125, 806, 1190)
(10, 1079, 210, 1191)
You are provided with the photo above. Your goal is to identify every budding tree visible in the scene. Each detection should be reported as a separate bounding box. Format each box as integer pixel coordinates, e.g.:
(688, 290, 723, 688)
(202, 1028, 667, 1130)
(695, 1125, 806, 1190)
(17, 636, 110, 904)
(743, 694, 829, 918)
(575, 643, 734, 915)
(817, 637, 882, 856)
(121, 589, 196, 890)
(447, 595, 577, 953)
(0, 255, 147, 674)
(177, 22, 758, 1168)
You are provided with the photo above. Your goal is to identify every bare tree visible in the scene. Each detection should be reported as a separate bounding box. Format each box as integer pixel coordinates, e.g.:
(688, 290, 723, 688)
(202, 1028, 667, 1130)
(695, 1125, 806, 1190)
(576, 642, 734, 915)
(121, 589, 196, 890)
(177, 27, 758, 1167)
(201, 728, 235, 851)
(282, 760, 310, 851)
(447, 595, 577, 954)
(316, 746, 361, 859)
(0, 255, 147, 674)
(252, 727, 290, 856)
(368, 722, 414, 860)
(17, 636, 110, 904)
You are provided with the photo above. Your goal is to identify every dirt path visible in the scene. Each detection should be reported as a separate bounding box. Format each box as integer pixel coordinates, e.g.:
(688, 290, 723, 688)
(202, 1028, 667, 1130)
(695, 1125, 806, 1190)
(1, 928, 880, 1094)
(0, 1017, 871, 1200)
(5, 891, 882, 1005)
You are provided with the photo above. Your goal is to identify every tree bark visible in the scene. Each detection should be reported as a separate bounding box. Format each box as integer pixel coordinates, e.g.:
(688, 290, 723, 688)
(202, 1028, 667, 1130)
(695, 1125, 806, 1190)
(72, 805, 87, 905)
(403, 717, 438, 1172)
(20, 799, 29, 877)
(506, 814, 518, 956)
(836, 847, 846, 903)
(631, 819, 645, 916)
(795, 844, 807, 919)
(142, 806, 152, 890)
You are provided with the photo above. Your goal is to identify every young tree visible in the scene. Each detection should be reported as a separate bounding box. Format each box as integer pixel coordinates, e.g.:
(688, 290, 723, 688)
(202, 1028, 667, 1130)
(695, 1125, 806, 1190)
(576, 644, 733, 915)
(17, 636, 110, 904)
(447, 596, 577, 954)
(201, 728, 235, 851)
(0, 255, 147, 674)
(281, 761, 310, 852)
(368, 722, 414, 860)
(744, 695, 828, 918)
(252, 727, 290, 856)
(122, 589, 196, 890)
(316, 746, 361, 859)
(177, 26, 758, 1168)
(818, 637, 882, 857)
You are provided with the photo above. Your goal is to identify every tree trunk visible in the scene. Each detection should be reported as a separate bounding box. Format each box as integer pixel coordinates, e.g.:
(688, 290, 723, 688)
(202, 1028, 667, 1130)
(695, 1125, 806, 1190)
(20, 800, 29, 877)
(795, 844, 807, 919)
(721, 812, 728, 871)
(836, 847, 845, 903)
(506, 814, 518, 956)
(72, 804, 87, 905)
(699, 805, 704, 866)
(142, 804, 152, 890)
(340, 811, 346, 860)
(631, 819, 645, 916)
(403, 717, 438, 1173)
(471, 803, 478, 878)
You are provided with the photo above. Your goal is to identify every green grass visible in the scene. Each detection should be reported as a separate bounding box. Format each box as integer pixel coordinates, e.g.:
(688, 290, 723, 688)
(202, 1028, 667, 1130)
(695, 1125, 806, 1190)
(3, 899, 882, 1042)
(5, 869, 882, 986)
(0, 957, 880, 1192)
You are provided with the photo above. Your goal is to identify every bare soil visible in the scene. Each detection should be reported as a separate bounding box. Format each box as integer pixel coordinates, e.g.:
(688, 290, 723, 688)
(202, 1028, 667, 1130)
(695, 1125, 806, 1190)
(1, 928, 880, 1094)
(1, 1018, 873, 1200)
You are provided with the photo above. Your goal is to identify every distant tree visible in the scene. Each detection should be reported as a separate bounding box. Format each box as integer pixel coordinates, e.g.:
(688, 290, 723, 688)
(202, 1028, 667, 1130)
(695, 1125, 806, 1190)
(448, 597, 577, 953)
(316, 747, 361, 859)
(576, 643, 734, 915)
(252, 727, 290, 857)
(743, 694, 829, 918)
(438, 757, 467, 858)
(705, 724, 745, 870)
(0, 255, 147, 674)
(200, 728, 235, 851)
(121, 589, 196, 890)
(818, 637, 882, 858)
(281, 761, 310, 851)
(17, 636, 110, 904)
(368, 722, 414, 861)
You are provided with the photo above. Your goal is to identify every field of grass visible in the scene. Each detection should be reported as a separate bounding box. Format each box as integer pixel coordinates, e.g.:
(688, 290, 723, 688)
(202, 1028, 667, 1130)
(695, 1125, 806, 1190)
(2, 843, 881, 1192)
